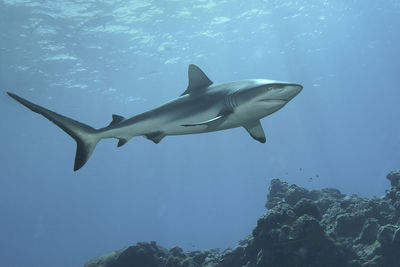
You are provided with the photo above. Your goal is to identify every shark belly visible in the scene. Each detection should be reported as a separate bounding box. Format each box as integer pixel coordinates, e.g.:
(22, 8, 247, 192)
(100, 103, 225, 139)
(147, 95, 232, 136)
(101, 97, 280, 140)
(163, 110, 243, 136)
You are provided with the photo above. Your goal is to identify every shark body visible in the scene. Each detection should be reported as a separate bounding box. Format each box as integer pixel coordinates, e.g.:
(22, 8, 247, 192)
(8, 64, 302, 171)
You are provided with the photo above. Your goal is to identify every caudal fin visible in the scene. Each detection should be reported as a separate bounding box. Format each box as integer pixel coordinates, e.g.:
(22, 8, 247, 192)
(7, 92, 101, 171)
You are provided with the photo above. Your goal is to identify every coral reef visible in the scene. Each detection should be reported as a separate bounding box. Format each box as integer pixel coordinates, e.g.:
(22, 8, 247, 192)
(84, 170, 400, 267)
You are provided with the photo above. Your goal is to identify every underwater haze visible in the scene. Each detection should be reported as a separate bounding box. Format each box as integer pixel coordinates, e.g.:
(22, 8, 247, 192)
(1, 0, 400, 266)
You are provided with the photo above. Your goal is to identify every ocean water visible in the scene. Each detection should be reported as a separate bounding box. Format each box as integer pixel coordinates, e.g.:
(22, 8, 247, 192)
(1, 0, 399, 266)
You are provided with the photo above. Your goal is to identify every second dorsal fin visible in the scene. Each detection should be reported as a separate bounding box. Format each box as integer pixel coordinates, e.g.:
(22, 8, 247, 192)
(181, 64, 213, 96)
(108, 114, 125, 127)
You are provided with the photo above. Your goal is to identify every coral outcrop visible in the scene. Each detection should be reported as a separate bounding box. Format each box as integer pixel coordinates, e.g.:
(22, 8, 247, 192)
(84, 170, 400, 267)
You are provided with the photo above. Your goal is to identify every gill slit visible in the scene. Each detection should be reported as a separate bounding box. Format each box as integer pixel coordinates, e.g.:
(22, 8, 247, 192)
(225, 92, 238, 111)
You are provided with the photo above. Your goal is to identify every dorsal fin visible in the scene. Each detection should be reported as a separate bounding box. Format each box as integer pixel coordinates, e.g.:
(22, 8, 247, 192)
(108, 114, 125, 127)
(181, 64, 213, 96)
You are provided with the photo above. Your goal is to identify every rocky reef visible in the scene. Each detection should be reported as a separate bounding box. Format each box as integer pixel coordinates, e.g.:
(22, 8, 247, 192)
(84, 170, 400, 267)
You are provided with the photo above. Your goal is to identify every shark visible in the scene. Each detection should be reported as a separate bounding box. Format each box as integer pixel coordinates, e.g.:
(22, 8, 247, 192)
(7, 64, 302, 171)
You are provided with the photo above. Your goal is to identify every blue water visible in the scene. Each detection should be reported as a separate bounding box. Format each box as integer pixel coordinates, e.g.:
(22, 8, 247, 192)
(1, 1, 400, 266)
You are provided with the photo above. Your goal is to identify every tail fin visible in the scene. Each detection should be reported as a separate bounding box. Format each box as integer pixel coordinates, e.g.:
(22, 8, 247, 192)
(7, 92, 101, 171)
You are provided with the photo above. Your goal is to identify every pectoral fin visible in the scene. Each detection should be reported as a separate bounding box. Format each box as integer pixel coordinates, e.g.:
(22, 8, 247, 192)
(243, 120, 266, 143)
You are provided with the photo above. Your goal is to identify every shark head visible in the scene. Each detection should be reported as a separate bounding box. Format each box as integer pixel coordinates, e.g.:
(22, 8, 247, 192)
(232, 79, 303, 119)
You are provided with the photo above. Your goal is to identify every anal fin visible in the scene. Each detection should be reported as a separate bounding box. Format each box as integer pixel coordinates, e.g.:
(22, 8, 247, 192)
(243, 120, 266, 143)
(117, 138, 128, 147)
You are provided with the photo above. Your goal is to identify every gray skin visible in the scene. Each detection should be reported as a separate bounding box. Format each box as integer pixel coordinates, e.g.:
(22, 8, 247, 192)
(7, 64, 302, 171)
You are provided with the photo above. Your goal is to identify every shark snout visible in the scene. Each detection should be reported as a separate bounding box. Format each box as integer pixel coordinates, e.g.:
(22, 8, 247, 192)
(292, 83, 303, 93)
(287, 84, 302, 100)
(259, 83, 302, 103)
